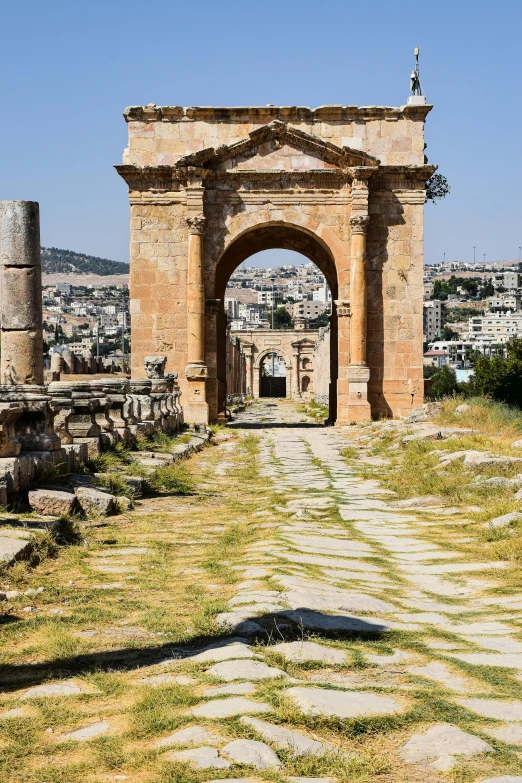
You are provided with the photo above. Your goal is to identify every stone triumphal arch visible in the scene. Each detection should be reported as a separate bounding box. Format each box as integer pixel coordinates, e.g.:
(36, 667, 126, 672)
(233, 329, 319, 401)
(117, 102, 434, 424)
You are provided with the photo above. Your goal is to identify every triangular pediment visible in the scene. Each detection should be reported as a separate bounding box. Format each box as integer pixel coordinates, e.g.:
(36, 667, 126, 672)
(175, 120, 379, 171)
(292, 337, 317, 347)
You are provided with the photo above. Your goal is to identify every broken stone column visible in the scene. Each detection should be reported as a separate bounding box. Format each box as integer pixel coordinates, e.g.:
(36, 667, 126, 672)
(0, 201, 44, 385)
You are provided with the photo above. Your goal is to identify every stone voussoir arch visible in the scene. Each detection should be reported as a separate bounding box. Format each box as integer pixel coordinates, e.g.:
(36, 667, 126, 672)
(212, 214, 342, 302)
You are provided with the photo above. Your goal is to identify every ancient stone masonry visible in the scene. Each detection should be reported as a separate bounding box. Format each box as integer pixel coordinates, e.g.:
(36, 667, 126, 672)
(230, 329, 318, 402)
(0, 201, 44, 385)
(117, 102, 435, 423)
(0, 202, 184, 507)
(314, 326, 331, 406)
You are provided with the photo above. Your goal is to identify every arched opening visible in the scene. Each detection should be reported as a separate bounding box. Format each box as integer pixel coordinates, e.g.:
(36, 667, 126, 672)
(260, 352, 287, 398)
(210, 223, 338, 424)
(301, 375, 311, 394)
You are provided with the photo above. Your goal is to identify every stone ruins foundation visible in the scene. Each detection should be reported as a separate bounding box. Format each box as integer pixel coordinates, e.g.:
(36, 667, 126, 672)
(0, 201, 184, 507)
(117, 100, 435, 424)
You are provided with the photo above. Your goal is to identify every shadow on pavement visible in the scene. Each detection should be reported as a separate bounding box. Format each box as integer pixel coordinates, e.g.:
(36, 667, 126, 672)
(0, 609, 385, 693)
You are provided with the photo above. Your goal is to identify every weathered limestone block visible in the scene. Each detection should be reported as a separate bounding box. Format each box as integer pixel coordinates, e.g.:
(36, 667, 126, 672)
(75, 486, 117, 516)
(28, 489, 77, 517)
(0, 404, 22, 457)
(144, 355, 167, 379)
(0, 201, 44, 385)
(1, 386, 61, 453)
(0, 331, 44, 386)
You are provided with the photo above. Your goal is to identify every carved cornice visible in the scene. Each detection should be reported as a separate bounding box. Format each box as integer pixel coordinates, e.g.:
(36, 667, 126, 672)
(115, 164, 181, 190)
(185, 215, 205, 235)
(373, 164, 437, 186)
(115, 163, 436, 196)
(123, 104, 433, 123)
(175, 120, 380, 170)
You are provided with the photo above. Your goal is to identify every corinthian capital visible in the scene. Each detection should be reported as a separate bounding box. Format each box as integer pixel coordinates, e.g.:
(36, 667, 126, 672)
(349, 215, 370, 234)
(185, 214, 206, 235)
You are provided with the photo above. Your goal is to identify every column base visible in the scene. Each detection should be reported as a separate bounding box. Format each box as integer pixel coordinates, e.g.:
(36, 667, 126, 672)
(345, 364, 371, 423)
(183, 401, 209, 426)
(184, 366, 209, 426)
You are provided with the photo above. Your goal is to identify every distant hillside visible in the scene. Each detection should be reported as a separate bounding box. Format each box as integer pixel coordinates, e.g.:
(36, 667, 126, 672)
(41, 247, 129, 276)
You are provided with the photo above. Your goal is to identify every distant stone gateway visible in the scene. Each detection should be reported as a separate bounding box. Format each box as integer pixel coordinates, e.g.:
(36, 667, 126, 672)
(116, 101, 435, 424)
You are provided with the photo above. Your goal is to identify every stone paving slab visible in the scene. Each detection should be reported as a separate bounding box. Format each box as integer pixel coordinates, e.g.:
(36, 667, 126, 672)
(286, 686, 402, 718)
(190, 698, 273, 719)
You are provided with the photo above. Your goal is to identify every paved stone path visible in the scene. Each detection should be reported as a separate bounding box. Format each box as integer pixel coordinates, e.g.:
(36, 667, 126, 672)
(2, 399, 522, 782)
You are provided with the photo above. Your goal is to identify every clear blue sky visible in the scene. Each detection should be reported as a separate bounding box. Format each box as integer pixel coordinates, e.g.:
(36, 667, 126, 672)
(1, 0, 520, 268)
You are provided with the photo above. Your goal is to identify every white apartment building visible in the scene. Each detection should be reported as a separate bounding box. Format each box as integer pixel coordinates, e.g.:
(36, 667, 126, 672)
(486, 293, 521, 311)
(504, 272, 522, 290)
(224, 298, 240, 319)
(238, 303, 264, 322)
(429, 340, 474, 367)
(290, 301, 325, 319)
(468, 312, 522, 344)
(312, 285, 332, 304)
(257, 290, 281, 307)
(423, 300, 444, 342)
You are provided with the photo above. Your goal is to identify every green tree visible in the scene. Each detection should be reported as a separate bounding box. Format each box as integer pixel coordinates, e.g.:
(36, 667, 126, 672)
(423, 364, 439, 379)
(432, 280, 447, 300)
(431, 365, 458, 399)
(426, 174, 450, 203)
(479, 279, 495, 298)
(443, 325, 460, 340)
(315, 310, 330, 327)
(267, 307, 294, 329)
(467, 338, 522, 408)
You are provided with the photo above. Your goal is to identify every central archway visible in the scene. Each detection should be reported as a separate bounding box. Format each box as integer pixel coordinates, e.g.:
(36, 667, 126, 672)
(210, 222, 339, 423)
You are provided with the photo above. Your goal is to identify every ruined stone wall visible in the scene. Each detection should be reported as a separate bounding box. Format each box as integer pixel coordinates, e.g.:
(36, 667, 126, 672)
(314, 326, 331, 405)
(367, 186, 425, 417)
(129, 203, 187, 382)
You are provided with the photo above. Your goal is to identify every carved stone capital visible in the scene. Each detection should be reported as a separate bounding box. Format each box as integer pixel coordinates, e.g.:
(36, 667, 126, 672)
(334, 299, 351, 317)
(185, 363, 208, 381)
(185, 214, 206, 235)
(349, 215, 370, 234)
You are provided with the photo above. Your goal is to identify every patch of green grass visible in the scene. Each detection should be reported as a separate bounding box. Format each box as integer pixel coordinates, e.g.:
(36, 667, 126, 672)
(341, 446, 359, 460)
(150, 463, 195, 494)
(95, 472, 135, 500)
(91, 735, 128, 770)
(130, 685, 197, 738)
(86, 442, 133, 473)
(41, 619, 82, 660)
